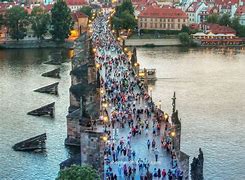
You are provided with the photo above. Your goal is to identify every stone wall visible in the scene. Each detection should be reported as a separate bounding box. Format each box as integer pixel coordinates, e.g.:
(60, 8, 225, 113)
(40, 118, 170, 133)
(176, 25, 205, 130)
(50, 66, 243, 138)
(80, 130, 105, 173)
(125, 38, 181, 47)
(0, 39, 73, 49)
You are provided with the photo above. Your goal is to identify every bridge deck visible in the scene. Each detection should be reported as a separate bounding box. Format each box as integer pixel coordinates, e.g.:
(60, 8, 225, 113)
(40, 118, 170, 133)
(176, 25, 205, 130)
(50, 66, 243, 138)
(92, 13, 181, 180)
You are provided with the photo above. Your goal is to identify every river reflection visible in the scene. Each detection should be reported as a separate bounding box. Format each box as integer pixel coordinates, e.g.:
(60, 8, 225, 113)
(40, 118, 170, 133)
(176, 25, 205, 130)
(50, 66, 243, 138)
(0, 48, 78, 180)
(137, 46, 245, 180)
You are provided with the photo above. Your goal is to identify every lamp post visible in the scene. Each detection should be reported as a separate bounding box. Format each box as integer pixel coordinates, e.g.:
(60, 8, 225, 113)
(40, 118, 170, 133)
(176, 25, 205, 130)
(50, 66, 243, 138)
(149, 87, 153, 100)
(158, 100, 162, 110)
(170, 131, 176, 150)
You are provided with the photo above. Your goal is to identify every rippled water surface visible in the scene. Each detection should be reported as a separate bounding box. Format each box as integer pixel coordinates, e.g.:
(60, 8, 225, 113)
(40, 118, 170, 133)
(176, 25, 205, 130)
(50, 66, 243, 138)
(137, 47, 245, 180)
(0, 49, 72, 180)
(0, 47, 245, 180)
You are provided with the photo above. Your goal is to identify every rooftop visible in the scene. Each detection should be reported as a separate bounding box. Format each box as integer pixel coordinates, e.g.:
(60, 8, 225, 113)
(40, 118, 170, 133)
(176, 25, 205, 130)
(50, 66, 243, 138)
(138, 6, 188, 19)
(66, 0, 88, 6)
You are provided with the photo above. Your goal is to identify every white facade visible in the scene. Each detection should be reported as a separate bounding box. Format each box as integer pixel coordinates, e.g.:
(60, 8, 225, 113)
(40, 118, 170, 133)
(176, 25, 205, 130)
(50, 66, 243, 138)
(68, 5, 84, 12)
(186, 2, 207, 24)
(239, 14, 245, 25)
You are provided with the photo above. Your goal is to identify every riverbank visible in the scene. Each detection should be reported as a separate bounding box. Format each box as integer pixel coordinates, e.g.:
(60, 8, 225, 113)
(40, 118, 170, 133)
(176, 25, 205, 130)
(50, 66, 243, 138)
(125, 38, 182, 47)
(0, 39, 74, 49)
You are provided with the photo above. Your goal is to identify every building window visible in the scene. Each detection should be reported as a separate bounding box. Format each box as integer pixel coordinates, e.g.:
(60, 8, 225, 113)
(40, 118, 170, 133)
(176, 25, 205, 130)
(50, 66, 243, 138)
(151, 18, 153, 21)
(144, 23, 147, 28)
(178, 24, 180, 29)
(150, 23, 153, 28)
(140, 23, 143, 27)
(178, 19, 180, 22)
(155, 23, 157, 28)
(168, 19, 170, 22)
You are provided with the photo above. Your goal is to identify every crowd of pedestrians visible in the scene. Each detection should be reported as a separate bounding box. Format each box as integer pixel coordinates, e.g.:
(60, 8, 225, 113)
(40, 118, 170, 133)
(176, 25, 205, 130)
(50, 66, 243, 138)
(91, 11, 183, 180)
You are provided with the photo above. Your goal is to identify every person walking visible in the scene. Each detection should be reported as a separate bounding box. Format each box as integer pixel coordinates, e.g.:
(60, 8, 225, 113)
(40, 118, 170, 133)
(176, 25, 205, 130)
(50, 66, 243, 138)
(154, 148, 159, 162)
(162, 169, 166, 179)
(132, 150, 136, 161)
(152, 139, 156, 149)
(158, 168, 161, 179)
(147, 139, 151, 150)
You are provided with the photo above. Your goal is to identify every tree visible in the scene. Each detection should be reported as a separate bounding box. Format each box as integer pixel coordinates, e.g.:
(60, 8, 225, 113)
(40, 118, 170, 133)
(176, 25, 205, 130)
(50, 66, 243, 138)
(6, 6, 28, 41)
(112, 0, 136, 32)
(56, 165, 100, 180)
(116, 0, 134, 16)
(31, 7, 50, 40)
(121, 11, 137, 30)
(218, 13, 231, 26)
(0, 14, 4, 27)
(207, 13, 219, 24)
(178, 32, 192, 46)
(79, 6, 92, 18)
(50, 0, 73, 41)
(231, 17, 245, 37)
(181, 25, 190, 34)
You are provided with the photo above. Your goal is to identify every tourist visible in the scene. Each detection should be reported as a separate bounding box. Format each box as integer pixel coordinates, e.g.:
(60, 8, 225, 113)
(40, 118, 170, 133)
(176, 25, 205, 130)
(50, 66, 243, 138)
(147, 139, 151, 150)
(154, 148, 159, 162)
(162, 169, 166, 179)
(158, 168, 161, 179)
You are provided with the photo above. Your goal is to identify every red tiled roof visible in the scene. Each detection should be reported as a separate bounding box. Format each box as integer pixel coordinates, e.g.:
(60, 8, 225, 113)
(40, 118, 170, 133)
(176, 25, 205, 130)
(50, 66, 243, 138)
(42, 4, 53, 12)
(214, 0, 245, 5)
(132, 0, 148, 5)
(236, 5, 245, 16)
(72, 11, 88, 21)
(138, 6, 188, 19)
(66, 0, 88, 6)
(186, 2, 206, 13)
(208, 24, 236, 34)
(0, 2, 16, 14)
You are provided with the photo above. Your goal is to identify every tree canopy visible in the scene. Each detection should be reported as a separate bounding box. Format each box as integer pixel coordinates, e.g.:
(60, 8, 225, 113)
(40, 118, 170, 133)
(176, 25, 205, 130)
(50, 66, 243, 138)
(50, 0, 73, 41)
(31, 7, 50, 40)
(218, 13, 231, 26)
(56, 165, 100, 180)
(178, 32, 192, 46)
(79, 6, 92, 18)
(5, 6, 28, 41)
(206, 13, 219, 24)
(112, 0, 136, 32)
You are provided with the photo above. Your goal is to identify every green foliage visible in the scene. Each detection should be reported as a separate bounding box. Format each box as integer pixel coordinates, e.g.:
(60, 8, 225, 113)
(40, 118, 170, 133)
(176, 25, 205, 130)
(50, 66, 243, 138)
(178, 32, 192, 46)
(218, 13, 231, 26)
(121, 11, 137, 29)
(6, 6, 28, 41)
(231, 17, 245, 37)
(207, 13, 219, 24)
(56, 165, 100, 180)
(112, 0, 136, 31)
(181, 25, 191, 34)
(79, 6, 92, 18)
(115, 0, 134, 16)
(0, 14, 4, 26)
(31, 7, 50, 40)
(50, 0, 73, 41)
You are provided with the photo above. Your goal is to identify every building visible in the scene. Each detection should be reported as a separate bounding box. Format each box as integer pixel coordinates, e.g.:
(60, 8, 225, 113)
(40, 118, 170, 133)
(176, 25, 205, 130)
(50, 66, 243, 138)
(66, 0, 88, 12)
(186, 2, 208, 24)
(236, 5, 245, 25)
(70, 11, 89, 39)
(137, 6, 188, 31)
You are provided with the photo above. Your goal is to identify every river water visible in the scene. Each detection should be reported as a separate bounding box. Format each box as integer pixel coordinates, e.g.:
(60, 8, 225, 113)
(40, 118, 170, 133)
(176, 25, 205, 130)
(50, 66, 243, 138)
(137, 47, 245, 180)
(0, 49, 73, 180)
(0, 47, 244, 180)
